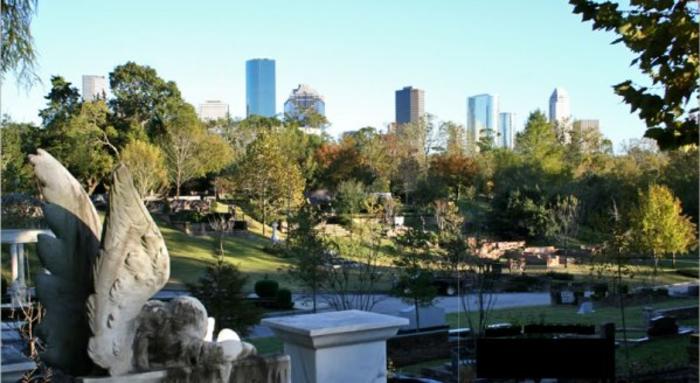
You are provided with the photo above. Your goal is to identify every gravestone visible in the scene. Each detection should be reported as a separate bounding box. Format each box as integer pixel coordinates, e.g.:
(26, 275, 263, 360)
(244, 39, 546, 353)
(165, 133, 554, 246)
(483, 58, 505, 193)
(560, 290, 575, 304)
(647, 315, 679, 337)
(577, 301, 594, 314)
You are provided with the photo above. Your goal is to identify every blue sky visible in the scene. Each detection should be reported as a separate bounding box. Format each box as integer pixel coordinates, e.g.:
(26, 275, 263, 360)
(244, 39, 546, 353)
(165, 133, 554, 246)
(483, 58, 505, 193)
(2, 0, 649, 148)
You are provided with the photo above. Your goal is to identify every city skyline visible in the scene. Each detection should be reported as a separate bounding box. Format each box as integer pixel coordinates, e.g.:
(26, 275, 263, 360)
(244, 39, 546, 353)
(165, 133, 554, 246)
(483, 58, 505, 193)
(245, 58, 276, 117)
(395, 86, 425, 125)
(2, 1, 650, 149)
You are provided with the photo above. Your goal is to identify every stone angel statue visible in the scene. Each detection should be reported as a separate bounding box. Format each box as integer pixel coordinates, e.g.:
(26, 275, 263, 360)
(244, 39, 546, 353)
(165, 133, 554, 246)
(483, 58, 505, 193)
(29, 149, 255, 379)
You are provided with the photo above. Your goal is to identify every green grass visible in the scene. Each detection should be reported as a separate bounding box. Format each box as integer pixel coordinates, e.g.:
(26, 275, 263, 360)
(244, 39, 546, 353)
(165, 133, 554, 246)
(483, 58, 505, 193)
(246, 336, 284, 355)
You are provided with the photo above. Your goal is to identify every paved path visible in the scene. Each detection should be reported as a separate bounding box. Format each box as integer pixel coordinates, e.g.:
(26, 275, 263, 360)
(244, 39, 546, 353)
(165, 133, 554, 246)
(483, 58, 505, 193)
(248, 292, 550, 338)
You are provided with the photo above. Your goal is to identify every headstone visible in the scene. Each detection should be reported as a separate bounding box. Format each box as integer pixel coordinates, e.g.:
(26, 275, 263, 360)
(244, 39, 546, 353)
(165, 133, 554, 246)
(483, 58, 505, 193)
(271, 222, 279, 243)
(647, 315, 679, 337)
(394, 216, 405, 227)
(560, 291, 575, 304)
(263, 310, 407, 383)
(397, 306, 446, 331)
(577, 301, 594, 314)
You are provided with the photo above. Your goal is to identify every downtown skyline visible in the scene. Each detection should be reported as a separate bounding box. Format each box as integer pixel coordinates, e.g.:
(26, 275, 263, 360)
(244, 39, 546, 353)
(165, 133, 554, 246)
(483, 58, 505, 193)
(1, 1, 649, 149)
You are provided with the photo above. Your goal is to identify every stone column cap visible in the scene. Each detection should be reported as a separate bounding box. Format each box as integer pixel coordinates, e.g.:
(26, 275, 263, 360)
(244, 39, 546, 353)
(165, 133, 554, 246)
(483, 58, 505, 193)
(1, 229, 54, 244)
(262, 310, 408, 349)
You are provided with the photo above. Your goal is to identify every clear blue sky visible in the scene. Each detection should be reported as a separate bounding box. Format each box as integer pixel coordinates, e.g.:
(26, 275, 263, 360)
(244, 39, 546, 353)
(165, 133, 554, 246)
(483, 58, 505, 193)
(2, 0, 649, 148)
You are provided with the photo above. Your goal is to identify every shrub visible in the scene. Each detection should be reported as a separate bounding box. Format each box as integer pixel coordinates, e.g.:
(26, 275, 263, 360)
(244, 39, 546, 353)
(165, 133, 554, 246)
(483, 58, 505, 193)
(592, 283, 608, 300)
(275, 288, 294, 309)
(504, 275, 540, 292)
(545, 271, 574, 281)
(254, 279, 279, 299)
(676, 267, 699, 278)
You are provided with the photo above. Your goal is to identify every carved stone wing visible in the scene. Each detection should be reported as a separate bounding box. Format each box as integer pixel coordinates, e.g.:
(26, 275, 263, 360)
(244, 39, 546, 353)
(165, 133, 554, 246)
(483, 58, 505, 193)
(86, 164, 170, 375)
(29, 149, 102, 375)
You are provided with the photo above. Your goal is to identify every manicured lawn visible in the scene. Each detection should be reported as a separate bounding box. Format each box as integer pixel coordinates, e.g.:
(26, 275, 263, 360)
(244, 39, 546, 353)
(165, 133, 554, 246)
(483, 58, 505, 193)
(246, 336, 284, 355)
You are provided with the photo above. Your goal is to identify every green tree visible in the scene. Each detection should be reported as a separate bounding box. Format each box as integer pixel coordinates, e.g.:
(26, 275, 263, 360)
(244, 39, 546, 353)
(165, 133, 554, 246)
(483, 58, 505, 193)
(234, 131, 304, 235)
(109, 61, 183, 144)
(515, 110, 564, 174)
(392, 227, 438, 330)
(286, 202, 328, 313)
(334, 179, 366, 216)
(570, 0, 699, 150)
(120, 139, 169, 198)
(0, 116, 38, 193)
(160, 101, 233, 198)
(1, 0, 39, 86)
(39, 76, 82, 128)
(630, 184, 696, 273)
(188, 227, 261, 336)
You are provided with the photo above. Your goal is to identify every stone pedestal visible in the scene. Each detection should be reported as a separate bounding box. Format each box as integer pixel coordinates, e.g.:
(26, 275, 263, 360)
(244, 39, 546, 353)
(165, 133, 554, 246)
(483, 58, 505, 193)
(262, 310, 407, 383)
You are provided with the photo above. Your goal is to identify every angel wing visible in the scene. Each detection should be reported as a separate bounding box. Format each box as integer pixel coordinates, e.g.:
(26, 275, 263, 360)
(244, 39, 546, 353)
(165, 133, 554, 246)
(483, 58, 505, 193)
(29, 149, 102, 375)
(86, 164, 170, 375)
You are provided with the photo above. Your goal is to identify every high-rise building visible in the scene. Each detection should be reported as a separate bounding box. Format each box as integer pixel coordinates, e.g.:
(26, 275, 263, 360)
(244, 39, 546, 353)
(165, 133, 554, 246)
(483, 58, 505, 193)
(246, 58, 276, 117)
(198, 100, 229, 121)
(284, 84, 325, 118)
(467, 94, 499, 147)
(498, 112, 515, 149)
(395, 86, 425, 125)
(573, 119, 602, 152)
(82, 75, 107, 102)
(549, 87, 571, 125)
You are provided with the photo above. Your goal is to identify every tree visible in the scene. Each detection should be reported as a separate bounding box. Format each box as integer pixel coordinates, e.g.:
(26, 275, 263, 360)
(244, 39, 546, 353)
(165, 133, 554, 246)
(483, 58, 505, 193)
(334, 179, 366, 216)
(439, 121, 467, 156)
(515, 110, 564, 174)
(39, 76, 82, 128)
(1, 116, 39, 193)
(570, 0, 699, 150)
(629, 184, 696, 273)
(429, 153, 479, 200)
(160, 101, 233, 198)
(234, 131, 304, 235)
(188, 224, 261, 336)
(1, 0, 39, 86)
(286, 202, 328, 313)
(109, 62, 183, 144)
(392, 227, 438, 330)
(120, 140, 169, 199)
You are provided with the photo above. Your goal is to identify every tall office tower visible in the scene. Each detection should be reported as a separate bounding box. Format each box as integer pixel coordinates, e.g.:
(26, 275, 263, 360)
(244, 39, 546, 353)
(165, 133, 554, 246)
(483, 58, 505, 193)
(82, 75, 107, 101)
(284, 84, 325, 118)
(467, 94, 499, 148)
(198, 100, 229, 121)
(395, 86, 425, 125)
(498, 112, 515, 149)
(246, 58, 276, 117)
(549, 87, 571, 125)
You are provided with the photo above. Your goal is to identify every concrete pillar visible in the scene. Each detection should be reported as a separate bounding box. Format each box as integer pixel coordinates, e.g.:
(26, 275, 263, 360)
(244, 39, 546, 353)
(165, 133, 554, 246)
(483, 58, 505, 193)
(17, 244, 25, 285)
(10, 244, 19, 282)
(263, 310, 407, 383)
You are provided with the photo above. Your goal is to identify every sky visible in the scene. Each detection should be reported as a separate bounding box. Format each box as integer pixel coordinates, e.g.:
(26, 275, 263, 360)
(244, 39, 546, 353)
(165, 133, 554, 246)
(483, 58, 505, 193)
(2, 0, 650, 148)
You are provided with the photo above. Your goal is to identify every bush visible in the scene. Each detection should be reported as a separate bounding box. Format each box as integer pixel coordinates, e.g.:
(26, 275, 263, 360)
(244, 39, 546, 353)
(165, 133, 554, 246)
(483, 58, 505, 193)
(592, 283, 608, 300)
(254, 279, 279, 299)
(170, 210, 206, 223)
(325, 214, 351, 226)
(676, 267, 699, 278)
(504, 275, 540, 292)
(545, 272, 574, 281)
(275, 288, 294, 309)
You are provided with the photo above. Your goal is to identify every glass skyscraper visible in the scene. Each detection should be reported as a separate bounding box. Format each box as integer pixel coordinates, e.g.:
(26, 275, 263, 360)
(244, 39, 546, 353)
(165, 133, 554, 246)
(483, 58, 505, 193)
(395, 86, 424, 124)
(284, 84, 325, 118)
(246, 58, 276, 117)
(498, 112, 515, 149)
(467, 94, 499, 147)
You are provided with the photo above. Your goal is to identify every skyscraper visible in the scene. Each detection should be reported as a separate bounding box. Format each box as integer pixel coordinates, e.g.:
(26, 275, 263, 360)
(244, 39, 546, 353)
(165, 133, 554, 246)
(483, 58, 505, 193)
(549, 87, 571, 125)
(284, 84, 325, 118)
(498, 112, 515, 149)
(82, 75, 107, 102)
(198, 100, 229, 121)
(573, 119, 602, 152)
(246, 59, 276, 117)
(395, 86, 424, 125)
(467, 94, 499, 147)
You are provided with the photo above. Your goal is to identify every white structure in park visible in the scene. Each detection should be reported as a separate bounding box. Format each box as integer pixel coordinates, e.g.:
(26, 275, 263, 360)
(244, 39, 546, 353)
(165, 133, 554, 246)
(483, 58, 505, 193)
(549, 87, 571, 125)
(1, 229, 53, 306)
(82, 75, 107, 102)
(198, 100, 230, 121)
(263, 310, 407, 383)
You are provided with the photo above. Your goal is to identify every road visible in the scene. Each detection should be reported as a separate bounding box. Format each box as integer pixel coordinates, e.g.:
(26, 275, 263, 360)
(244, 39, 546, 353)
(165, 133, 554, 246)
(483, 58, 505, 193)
(248, 292, 550, 338)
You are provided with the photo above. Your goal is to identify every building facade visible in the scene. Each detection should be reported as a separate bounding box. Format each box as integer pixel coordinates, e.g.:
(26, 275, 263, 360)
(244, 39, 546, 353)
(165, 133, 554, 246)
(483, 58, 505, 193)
(246, 58, 276, 117)
(467, 94, 499, 147)
(498, 112, 515, 149)
(82, 75, 107, 102)
(198, 100, 229, 121)
(284, 84, 325, 118)
(549, 87, 571, 125)
(395, 86, 425, 125)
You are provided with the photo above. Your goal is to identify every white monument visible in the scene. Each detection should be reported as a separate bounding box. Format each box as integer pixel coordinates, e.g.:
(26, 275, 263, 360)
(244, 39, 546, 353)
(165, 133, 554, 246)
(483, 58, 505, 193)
(263, 310, 408, 383)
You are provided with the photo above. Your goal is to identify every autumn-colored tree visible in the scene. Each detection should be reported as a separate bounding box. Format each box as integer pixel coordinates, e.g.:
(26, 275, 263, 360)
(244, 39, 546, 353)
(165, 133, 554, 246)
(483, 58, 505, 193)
(120, 139, 169, 198)
(429, 153, 479, 200)
(630, 184, 696, 273)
